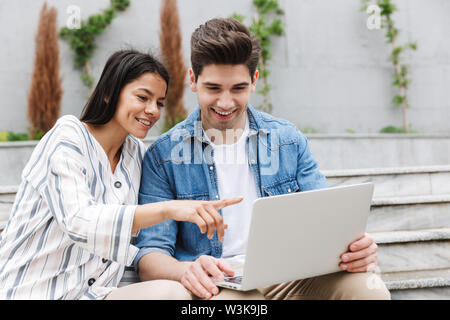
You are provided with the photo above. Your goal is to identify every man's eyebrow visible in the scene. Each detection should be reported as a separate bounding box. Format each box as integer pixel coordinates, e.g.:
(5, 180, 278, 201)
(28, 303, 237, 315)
(202, 82, 250, 86)
(233, 82, 250, 87)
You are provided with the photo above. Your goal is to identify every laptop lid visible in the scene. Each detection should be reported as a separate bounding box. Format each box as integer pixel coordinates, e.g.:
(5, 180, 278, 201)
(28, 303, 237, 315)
(240, 183, 374, 290)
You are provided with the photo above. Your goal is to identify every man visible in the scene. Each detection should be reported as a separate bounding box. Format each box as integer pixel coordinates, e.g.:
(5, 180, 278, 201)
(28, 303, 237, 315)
(134, 18, 390, 300)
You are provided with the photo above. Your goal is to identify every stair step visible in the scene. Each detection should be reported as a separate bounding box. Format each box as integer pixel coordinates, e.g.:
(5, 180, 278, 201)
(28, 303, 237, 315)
(325, 165, 450, 198)
(373, 229, 450, 273)
(0, 186, 18, 204)
(368, 196, 450, 232)
(372, 228, 450, 244)
(389, 287, 450, 300)
(381, 268, 450, 290)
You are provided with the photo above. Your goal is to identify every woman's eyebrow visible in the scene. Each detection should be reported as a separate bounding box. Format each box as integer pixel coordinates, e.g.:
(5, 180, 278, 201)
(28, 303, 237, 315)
(136, 88, 154, 96)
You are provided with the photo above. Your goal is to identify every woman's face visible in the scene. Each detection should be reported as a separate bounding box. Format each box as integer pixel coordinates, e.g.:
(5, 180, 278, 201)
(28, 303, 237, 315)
(112, 72, 167, 139)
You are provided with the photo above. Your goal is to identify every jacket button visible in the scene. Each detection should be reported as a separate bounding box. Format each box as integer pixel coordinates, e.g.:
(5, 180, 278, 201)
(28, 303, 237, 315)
(114, 181, 122, 188)
(88, 278, 96, 286)
(209, 166, 214, 171)
(102, 258, 108, 263)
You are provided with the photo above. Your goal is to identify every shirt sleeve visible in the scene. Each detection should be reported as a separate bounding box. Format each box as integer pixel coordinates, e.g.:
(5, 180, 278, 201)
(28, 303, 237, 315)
(134, 146, 178, 271)
(296, 132, 329, 191)
(38, 143, 138, 267)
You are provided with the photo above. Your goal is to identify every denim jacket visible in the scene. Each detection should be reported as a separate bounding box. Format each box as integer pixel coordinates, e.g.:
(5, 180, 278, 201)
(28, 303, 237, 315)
(134, 106, 328, 270)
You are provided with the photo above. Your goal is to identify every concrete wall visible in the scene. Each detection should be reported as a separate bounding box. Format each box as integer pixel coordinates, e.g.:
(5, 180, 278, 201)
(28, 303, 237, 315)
(3, 134, 450, 186)
(0, 0, 449, 135)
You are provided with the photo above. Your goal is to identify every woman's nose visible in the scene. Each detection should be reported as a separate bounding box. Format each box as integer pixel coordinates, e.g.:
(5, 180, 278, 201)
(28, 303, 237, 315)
(144, 101, 159, 115)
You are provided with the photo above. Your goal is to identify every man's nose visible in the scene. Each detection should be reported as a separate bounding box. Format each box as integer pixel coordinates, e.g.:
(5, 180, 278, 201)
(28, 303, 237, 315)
(216, 91, 234, 108)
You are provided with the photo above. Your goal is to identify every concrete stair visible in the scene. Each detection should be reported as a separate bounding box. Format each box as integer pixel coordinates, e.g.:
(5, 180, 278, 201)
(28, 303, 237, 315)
(326, 166, 450, 299)
(1, 165, 450, 299)
(0, 185, 16, 231)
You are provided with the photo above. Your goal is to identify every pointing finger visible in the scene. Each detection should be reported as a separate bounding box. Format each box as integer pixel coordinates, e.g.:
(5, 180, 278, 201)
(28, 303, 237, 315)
(212, 197, 243, 210)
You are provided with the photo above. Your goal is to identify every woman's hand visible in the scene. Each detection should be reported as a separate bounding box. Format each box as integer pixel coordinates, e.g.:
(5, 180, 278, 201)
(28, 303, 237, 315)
(163, 197, 243, 242)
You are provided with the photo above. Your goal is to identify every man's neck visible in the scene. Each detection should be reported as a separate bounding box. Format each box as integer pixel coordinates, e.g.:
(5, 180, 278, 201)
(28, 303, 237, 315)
(203, 115, 247, 146)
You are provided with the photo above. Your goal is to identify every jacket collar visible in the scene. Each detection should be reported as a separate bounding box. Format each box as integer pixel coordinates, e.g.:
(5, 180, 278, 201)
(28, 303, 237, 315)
(180, 105, 269, 143)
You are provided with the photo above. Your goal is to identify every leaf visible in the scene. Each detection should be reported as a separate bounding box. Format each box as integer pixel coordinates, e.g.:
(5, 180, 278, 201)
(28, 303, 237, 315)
(392, 95, 405, 106)
(231, 13, 246, 23)
(380, 125, 406, 133)
(408, 42, 418, 50)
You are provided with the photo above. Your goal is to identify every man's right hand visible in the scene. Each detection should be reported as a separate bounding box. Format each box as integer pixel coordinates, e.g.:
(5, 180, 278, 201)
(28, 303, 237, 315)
(180, 255, 234, 299)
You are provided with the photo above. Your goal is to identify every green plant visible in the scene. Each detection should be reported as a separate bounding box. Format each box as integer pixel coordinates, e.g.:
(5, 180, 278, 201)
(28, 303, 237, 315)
(232, 0, 285, 114)
(60, 0, 130, 90)
(0, 131, 8, 142)
(0, 130, 44, 142)
(380, 125, 417, 134)
(300, 127, 320, 134)
(6, 132, 30, 141)
(161, 113, 186, 134)
(361, 0, 417, 133)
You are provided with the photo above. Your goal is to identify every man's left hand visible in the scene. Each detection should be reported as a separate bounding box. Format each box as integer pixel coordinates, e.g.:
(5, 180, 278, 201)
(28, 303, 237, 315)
(339, 233, 378, 273)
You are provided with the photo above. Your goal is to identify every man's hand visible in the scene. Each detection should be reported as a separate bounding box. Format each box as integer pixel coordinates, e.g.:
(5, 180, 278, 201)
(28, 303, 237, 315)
(339, 233, 378, 273)
(180, 255, 234, 299)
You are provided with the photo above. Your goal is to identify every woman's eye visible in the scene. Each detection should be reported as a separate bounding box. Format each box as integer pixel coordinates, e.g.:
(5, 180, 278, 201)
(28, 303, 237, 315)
(157, 102, 165, 108)
(138, 95, 148, 102)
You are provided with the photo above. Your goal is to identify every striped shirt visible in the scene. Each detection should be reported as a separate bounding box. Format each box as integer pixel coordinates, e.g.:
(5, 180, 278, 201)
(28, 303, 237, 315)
(0, 115, 146, 300)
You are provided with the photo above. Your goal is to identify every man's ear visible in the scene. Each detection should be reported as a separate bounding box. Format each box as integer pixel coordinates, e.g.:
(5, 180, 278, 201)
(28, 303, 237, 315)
(189, 69, 198, 92)
(251, 70, 259, 93)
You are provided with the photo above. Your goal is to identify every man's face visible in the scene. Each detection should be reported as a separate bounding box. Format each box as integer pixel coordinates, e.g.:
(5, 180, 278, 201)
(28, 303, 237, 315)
(190, 64, 258, 132)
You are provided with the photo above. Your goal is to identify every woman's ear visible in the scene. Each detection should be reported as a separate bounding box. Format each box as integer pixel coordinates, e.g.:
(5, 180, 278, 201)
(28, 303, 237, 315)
(189, 69, 198, 92)
(104, 97, 109, 104)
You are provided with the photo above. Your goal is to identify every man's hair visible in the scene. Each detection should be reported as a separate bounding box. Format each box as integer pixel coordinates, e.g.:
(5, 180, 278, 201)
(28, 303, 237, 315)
(190, 18, 261, 81)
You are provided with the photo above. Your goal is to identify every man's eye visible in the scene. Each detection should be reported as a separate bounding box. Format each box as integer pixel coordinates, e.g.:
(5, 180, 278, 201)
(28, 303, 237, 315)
(207, 87, 220, 91)
(233, 87, 246, 91)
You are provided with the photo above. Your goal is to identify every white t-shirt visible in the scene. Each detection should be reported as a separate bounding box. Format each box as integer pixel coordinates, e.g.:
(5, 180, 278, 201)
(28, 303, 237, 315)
(204, 116, 259, 267)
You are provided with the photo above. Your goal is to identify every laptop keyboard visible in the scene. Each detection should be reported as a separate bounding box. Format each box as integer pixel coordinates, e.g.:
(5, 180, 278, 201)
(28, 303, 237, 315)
(224, 276, 243, 284)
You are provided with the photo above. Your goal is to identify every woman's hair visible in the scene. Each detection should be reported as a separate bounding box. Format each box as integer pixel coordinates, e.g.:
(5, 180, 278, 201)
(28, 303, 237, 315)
(80, 49, 170, 125)
(190, 18, 262, 81)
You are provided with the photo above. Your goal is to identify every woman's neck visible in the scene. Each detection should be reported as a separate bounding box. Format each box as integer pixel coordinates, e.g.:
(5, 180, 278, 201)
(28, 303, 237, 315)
(83, 121, 128, 172)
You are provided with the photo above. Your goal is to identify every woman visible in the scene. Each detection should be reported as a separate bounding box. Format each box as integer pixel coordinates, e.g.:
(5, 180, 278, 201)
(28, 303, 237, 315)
(0, 50, 239, 300)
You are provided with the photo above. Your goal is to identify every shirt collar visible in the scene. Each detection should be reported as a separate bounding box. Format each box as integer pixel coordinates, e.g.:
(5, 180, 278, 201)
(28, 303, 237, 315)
(180, 105, 269, 143)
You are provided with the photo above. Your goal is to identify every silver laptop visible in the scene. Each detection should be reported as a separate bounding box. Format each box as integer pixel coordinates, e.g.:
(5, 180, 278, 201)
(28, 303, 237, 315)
(213, 183, 374, 291)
